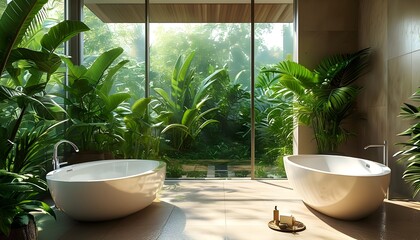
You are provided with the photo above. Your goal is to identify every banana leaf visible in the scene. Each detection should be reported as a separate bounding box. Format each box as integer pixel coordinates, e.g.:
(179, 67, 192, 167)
(84, 47, 123, 84)
(41, 20, 89, 53)
(0, 0, 48, 74)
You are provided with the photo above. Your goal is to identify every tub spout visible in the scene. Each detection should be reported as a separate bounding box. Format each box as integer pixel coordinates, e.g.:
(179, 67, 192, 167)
(53, 140, 79, 170)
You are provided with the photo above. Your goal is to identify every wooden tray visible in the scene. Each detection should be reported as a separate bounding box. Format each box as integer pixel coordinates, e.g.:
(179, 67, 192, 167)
(268, 220, 306, 232)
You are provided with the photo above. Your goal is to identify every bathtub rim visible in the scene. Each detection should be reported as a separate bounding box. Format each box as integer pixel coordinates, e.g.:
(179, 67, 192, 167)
(284, 154, 391, 177)
(46, 159, 166, 183)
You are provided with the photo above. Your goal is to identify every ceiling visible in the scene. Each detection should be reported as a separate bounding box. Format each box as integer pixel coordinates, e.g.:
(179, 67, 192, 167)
(85, 3, 293, 23)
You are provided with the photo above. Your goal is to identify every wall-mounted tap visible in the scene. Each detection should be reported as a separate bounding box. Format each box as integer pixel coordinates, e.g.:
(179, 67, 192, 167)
(364, 140, 388, 166)
(53, 140, 79, 170)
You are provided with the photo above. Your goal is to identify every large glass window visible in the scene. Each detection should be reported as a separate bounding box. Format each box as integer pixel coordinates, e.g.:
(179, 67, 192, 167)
(82, 0, 293, 179)
(254, 22, 294, 178)
(150, 21, 252, 178)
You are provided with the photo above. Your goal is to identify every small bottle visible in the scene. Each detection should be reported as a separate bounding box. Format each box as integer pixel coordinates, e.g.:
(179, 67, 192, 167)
(273, 206, 279, 224)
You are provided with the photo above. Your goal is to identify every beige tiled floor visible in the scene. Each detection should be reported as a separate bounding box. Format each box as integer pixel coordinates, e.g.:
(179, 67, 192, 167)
(36, 180, 420, 240)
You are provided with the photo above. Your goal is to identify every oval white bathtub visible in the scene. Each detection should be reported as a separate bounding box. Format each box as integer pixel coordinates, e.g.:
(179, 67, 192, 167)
(46, 160, 166, 221)
(284, 155, 390, 220)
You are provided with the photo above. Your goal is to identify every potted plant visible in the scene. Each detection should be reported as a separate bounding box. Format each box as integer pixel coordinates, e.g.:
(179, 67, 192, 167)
(58, 47, 131, 162)
(395, 87, 420, 198)
(265, 48, 370, 153)
(0, 0, 89, 237)
(0, 170, 55, 240)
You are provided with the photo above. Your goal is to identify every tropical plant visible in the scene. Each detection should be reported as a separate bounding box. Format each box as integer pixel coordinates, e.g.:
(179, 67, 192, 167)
(0, 0, 88, 236)
(0, 170, 55, 238)
(395, 87, 420, 198)
(59, 47, 131, 153)
(209, 69, 250, 140)
(123, 97, 162, 159)
(0, 0, 89, 173)
(254, 69, 294, 163)
(0, 118, 66, 175)
(83, 9, 147, 104)
(265, 48, 370, 153)
(153, 52, 225, 150)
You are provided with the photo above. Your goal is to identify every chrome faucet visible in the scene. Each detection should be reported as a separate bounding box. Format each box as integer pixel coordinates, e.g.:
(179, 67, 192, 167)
(53, 140, 79, 170)
(364, 140, 388, 166)
(364, 140, 389, 199)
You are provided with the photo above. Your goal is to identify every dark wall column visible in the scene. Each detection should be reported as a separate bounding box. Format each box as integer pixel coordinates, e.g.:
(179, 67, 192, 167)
(66, 0, 83, 65)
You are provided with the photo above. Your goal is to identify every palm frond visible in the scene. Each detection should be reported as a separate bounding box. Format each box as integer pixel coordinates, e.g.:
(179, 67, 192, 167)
(266, 49, 370, 153)
(315, 86, 359, 116)
(19, 4, 48, 48)
(276, 60, 316, 92)
(0, 85, 25, 101)
(256, 68, 279, 89)
(316, 48, 370, 87)
(396, 86, 420, 198)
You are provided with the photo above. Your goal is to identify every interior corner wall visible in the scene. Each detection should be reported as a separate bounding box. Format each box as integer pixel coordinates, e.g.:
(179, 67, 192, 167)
(295, 0, 359, 154)
(357, 0, 388, 164)
(295, 0, 419, 199)
(359, 0, 420, 200)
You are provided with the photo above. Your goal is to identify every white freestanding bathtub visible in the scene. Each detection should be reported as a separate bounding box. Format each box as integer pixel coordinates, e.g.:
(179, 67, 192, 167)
(284, 155, 391, 220)
(46, 160, 166, 221)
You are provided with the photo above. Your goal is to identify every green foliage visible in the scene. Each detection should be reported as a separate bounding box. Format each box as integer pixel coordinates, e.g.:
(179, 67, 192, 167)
(123, 97, 162, 159)
(154, 52, 224, 151)
(0, 1, 6, 14)
(265, 48, 370, 153)
(395, 87, 420, 198)
(41, 20, 89, 54)
(0, 118, 66, 174)
(173, 141, 250, 160)
(0, 0, 88, 234)
(276, 156, 286, 177)
(234, 170, 250, 177)
(254, 69, 293, 163)
(0, 0, 89, 173)
(186, 170, 207, 178)
(207, 68, 250, 140)
(150, 23, 279, 90)
(0, 0, 48, 74)
(255, 163, 268, 178)
(0, 170, 55, 237)
(60, 47, 131, 152)
(81, 13, 293, 169)
(162, 158, 184, 178)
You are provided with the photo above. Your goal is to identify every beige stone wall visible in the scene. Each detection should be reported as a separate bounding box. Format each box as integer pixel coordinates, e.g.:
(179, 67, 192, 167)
(295, 0, 359, 154)
(297, 0, 420, 198)
(358, 0, 420, 199)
